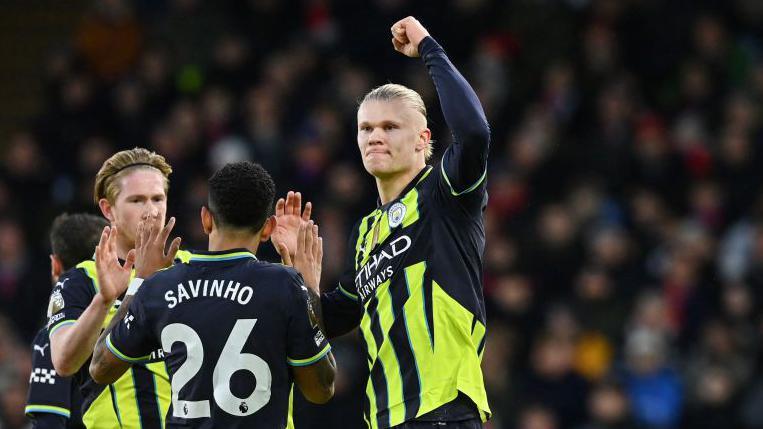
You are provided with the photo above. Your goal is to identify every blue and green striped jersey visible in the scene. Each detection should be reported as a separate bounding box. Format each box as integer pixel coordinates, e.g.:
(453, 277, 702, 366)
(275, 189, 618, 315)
(320, 36, 492, 428)
(47, 250, 193, 429)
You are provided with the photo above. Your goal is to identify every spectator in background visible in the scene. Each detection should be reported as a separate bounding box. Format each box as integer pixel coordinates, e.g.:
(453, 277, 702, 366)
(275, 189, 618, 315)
(682, 365, 740, 429)
(75, 0, 142, 82)
(573, 266, 628, 343)
(520, 332, 589, 428)
(516, 405, 558, 429)
(0, 218, 49, 339)
(621, 328, 683, 429)
(577, 381, 637, 429)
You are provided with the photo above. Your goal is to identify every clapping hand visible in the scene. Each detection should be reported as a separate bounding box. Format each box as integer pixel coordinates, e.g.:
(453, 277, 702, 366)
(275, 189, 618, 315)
(95, 226, 135, 304)
(133, 215, 181, 279)
(278, 221, 323, 294)
(272, 191, 313, 262)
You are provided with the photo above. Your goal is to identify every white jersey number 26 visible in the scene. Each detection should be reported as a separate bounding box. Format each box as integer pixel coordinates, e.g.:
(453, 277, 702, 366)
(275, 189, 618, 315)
(161, 319, 272, 418)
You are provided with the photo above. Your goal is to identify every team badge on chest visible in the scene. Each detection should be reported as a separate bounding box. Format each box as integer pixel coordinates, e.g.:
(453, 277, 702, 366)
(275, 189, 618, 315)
(388, 202, 406, 228)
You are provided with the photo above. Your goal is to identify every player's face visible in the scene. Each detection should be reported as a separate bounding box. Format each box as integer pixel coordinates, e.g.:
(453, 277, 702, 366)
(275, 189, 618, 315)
(357, 100, 427, 179)
(109, 169, 167, 248)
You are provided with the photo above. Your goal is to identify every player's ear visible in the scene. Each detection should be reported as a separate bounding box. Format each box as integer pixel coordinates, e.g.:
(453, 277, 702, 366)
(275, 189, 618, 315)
(416, 128, 431, 153)
(201, 206, 214, 235)
(99, 198, 115, 223)
(50, 254, 64, 283)
(258, 216, 277, 243)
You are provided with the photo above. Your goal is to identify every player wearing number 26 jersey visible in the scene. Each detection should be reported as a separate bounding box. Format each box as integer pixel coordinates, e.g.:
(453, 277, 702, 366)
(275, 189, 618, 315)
(90, 162, 335, 429)
(105, 249, 329, 428)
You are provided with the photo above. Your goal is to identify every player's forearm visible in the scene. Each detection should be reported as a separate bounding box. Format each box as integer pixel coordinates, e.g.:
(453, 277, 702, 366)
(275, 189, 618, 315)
(304, 286, 327, 334)
(293, 351, 336, 404)
(312, 351, 336, 404)
(30, 412, 68, 429)
(50, 294, 112, 376)
(320, 350, 337, 391)
(90, 295, 135, 383)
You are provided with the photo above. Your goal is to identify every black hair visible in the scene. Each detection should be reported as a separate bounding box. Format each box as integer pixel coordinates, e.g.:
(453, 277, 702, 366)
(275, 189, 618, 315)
(50, 213, 108, 270)
(208, 161, 275, 231)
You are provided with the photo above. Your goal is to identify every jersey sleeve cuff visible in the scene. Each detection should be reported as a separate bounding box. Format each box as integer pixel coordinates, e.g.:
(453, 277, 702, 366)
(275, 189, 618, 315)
(287, 343, 331, 367)
(105, 334, 151, 363)
(25, 404, 70, 418)
(338, 283, 359, 301)
(47, 319, 76, 337)
(419, 36, 444, 59)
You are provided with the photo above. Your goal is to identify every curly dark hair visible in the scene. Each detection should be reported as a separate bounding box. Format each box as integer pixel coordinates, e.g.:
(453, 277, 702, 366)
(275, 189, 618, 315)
(50, 213, 108, 270)
(208, 162, 276, 231)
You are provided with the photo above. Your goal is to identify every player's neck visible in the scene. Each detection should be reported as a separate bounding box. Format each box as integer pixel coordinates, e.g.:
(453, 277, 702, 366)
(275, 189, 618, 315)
(116, 240, 132, 261)
(375, 165, 425, 205)
(208, 229, 262, 255)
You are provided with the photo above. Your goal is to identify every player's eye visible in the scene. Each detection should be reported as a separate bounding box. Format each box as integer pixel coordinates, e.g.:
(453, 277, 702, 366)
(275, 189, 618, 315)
(360, 125, 371, 132)
(384, 124, 396, 131)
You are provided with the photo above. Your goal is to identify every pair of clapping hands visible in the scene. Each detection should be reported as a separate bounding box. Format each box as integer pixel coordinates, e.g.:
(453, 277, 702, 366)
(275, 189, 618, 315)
(94, 213, 182, 305)
(271, 191, 323, 294)
(94, 192, 323, 303)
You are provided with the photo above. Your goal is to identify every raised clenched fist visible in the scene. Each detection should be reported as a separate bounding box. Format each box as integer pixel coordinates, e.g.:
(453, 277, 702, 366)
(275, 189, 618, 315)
(390, 16, 430, 58)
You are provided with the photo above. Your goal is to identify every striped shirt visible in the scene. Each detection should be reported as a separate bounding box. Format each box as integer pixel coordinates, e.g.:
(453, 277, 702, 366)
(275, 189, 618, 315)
(321, 36, 491, 428)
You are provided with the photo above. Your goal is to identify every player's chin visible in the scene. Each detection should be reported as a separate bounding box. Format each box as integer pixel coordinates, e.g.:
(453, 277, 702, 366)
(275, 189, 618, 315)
(363, 155, 390, 171)
(363, 161, 392, 177)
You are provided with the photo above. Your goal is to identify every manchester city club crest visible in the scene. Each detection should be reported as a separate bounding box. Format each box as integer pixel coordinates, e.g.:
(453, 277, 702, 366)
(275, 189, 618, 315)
(388, 202, 406, 228)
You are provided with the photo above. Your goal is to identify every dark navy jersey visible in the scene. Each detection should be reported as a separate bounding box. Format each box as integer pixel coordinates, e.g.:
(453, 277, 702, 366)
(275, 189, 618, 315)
(25, 327, 84, 429)
(107, 249, 331, 429)
(320, 36, 492, 428)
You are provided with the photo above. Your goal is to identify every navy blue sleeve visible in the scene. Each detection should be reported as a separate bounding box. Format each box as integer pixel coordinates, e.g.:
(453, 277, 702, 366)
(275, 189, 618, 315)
(106, 285, 157, 363)
(321, 228, 363, 338)
(321, 282, 362, 338)
(420, 36, 491, 198)
(46, 269, 95, 338)
(25, 329, 72, 424)
(284, 271, 332, 367)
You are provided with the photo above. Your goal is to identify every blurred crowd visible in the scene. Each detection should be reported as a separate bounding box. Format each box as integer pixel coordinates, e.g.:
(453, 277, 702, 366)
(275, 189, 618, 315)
(3, 0, 763, 428)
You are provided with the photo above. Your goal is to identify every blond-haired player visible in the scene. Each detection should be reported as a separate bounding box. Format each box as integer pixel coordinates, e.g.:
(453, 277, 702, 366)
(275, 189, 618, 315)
(274, 17, 492, 429)
(49, 148, 185, 429)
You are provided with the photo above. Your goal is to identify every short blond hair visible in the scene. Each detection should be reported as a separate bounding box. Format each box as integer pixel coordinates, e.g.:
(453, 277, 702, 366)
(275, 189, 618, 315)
(361, 83, 433, 159)
(94, 148, 172, 204)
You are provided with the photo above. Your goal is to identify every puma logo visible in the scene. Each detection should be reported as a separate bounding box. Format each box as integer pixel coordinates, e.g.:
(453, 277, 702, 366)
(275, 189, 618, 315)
(34, 343, 49, 356)
(54, 278, 69, 289)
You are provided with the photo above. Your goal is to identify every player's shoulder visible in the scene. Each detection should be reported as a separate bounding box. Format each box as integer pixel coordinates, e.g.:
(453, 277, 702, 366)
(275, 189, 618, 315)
(54, 263, 96, 294)
(251, 260, 302, 282)
(248, 261, 306, 295)
(403, 163, 438, 200)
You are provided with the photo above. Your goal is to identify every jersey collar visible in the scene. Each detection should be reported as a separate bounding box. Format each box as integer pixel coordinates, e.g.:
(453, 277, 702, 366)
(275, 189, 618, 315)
(376, 165, 433, 209)
(187, 248, 257, 262)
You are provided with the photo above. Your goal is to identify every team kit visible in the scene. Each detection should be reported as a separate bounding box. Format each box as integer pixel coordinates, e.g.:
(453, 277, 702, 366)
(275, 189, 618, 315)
(25, 17, 492, 429)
